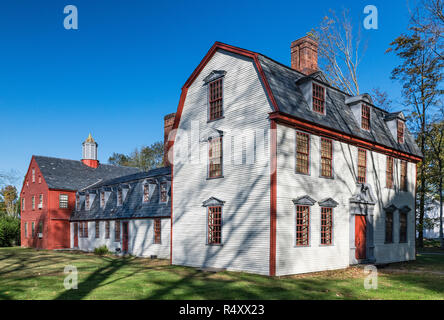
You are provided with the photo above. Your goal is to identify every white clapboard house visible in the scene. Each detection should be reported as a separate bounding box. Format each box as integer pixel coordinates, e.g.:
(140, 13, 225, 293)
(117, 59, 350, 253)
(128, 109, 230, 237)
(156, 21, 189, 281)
(169, 36, 422, 276)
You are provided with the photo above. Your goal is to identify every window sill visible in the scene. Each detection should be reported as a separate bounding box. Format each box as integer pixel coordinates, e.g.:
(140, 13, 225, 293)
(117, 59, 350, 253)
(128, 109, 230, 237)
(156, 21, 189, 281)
(319, 175, 334, 180)
(384, 241, 394, 244)
(295, 172, 310, 176)
(206, 176, 224, 180)
(207, 116, 225, 123)
(319, 243, 334, 247)
(206, 243, 223, 246)
(294, 244, 310, 248)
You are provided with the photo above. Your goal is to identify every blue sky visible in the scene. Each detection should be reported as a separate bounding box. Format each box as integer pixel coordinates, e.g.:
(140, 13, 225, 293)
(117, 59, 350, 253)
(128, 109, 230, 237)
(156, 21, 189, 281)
(0, 0, 416, 189)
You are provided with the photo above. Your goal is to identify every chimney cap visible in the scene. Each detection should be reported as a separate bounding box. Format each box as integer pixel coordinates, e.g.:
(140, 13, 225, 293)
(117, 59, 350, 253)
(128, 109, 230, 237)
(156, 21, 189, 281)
(291, 35, 318, 48)
(164, 113, 176, 120)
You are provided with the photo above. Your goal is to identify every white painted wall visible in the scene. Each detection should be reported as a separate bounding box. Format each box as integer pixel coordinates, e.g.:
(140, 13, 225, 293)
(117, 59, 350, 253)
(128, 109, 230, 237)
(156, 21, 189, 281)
(276, 123, 416, 276)
(70, 218, 170, 259)
(172, 50, 273, 275)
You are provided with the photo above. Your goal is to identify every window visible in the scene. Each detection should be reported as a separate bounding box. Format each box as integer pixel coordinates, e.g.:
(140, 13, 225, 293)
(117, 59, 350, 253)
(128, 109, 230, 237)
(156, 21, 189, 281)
(84, 222, 88, 238)
(85, 194, 90, 210)
(22, 198, 25, 211)
(38, 176, 41, 184)
(39, 194, 43, 208)
(400, 161, 408, 191)
(32, 196, 35, 210)
(39, 221, 43, 234)
(95, 221, 100, 238)
(320, 138, 333, 178)
(154, 218, 161, 244)
(24, 222, 28, 238)
(160, 182, 168, 203)
(143, 184, 149, 202)
(296, 205, 310, 246)
(357, 148, 367, 183)
(32, 168, 35, 182)
(320, 207, 333, 245)
(399, 212, 407, 243)
(397, 120, 404, 143)
(312, 83, 325, 114)
(115, 221, 120, 241)
(361, 104, 370, 130)
(31, 222, 35, 237)
(296, 132, 310, 174)
(59, 194, 68, 208)
(386, 156, 394, 188)
(117, 190, 123, 206)
(209, 78, 223, 120)
(208, 206, 222, 245)
(105, 221, 110, 239)
(385, 211, 393, 243)
(208, 137, 222, 178)
(100, 192, 105, 208)
(76, 195, 80, 209)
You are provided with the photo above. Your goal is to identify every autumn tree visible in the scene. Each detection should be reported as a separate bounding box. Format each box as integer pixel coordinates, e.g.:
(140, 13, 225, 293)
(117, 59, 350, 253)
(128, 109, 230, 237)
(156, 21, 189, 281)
(0, 185, 18, 217)
(108, 141, 164, 172)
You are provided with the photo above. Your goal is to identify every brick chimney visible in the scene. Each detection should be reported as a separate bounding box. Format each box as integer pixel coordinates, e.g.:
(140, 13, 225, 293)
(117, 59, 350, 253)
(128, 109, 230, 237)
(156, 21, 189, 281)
(163, 113, 176, 167)
(290, 35, 318, 75)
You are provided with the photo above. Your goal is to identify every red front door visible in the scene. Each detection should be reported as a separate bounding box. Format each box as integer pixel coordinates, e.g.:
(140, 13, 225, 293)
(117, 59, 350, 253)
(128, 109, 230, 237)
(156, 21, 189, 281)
(73, 223, 78, 248)
(355, 215, 366, 260)
(122, 222, 129, 253)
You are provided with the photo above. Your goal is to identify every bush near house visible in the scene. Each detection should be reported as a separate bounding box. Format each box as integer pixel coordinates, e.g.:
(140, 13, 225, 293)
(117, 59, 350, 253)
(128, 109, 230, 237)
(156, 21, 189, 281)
(0, 215, 20, 247)
(94, 245, 110, 256)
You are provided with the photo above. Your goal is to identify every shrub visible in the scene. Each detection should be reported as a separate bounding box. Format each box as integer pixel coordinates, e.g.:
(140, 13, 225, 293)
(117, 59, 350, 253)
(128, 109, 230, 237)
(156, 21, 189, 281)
(94, 245, 110, 256)
(0, 215, 20, 247)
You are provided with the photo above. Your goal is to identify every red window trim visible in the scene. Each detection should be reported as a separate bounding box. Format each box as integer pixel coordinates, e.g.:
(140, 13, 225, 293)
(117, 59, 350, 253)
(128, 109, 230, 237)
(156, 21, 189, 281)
(208, 206, 222, 245)
(397, 120, 404, 143)
(160, 182, 168, 203)
(143, 184, 149, 203)
(296, 205, 310, 246)
(400, 160, 408, 191)
(209, 78, 223, 121)
(154, 218, 161, 244)
(361, 104, 371, 130)
(357, 148, 367, 183)
(386, 156, 394, 188)
(95, 221, 100, 238)
(320, 207, 333, 245)
(312, 83, 325, 114)
(320, 137, 333, 178)
(296, 131, 310, 175)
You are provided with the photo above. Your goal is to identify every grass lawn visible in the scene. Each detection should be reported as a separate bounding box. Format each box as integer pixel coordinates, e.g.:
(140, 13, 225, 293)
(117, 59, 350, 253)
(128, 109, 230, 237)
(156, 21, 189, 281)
(0, 247, 443, 300)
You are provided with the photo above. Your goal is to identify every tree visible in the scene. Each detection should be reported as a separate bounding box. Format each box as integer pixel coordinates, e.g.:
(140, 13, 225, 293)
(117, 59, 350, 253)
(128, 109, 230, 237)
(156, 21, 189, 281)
(0, 185, 18, 217)
(108, 141, 164, 172)
(310, 8, 365, 96)
(387, 2, 443, 248)
(371, 87, 393, 112)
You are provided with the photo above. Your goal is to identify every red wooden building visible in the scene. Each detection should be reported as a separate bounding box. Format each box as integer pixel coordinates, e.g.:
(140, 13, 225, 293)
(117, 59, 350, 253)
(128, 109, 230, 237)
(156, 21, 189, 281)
(20, 135, 140, 249)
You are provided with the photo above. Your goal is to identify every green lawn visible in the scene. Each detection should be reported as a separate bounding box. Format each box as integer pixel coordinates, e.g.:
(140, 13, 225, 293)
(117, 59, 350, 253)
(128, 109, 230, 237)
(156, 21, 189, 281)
(0, 247, 443, 300)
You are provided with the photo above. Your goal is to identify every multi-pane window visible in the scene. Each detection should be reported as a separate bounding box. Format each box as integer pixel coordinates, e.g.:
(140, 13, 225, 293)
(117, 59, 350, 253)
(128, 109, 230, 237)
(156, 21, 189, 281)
(320, 207, 333, 245)
(39, 221, 43, 234)
(397, 120, 404, 143)
(296, 132, 310, 174)
(160, 182, 168, 203)
(32, 168, 35, 182)
(22, 198, 25, 211)
(59, 194, 68, 208)
(320, 138, 333, 178)
(361, 104, 370, 130)
(296, 205, 310, 246)
(399, 213, 407, 243)
(105, 221, 110, 239)
(115, 221, 120, 242)
(209, 137, 222, 178)
(76, 195, 80, 209)
(84, 222, 88, 238)
(400, 161, 408, 191)
(154, 218, 161, 244)
(31, 222, 35, 237)
(39, 194, 43, 208)
(386, 156, 394, 188)
(32, 196, 35, 210)
(24, 222, 28, 238)
(143, 184, 149, 202)
(117, 190, 123, 206)
(357, 148, 367, 183)
(85, 194, 90, 210)
(385, 211, 393, 243)
(95, 221, 100, 238)
(209, 78, 223, 120)
(38, 176, 41, 184)
(312, 83, 325, 114)
(100, 192, 105, 208)
(208, 206, 222, 245)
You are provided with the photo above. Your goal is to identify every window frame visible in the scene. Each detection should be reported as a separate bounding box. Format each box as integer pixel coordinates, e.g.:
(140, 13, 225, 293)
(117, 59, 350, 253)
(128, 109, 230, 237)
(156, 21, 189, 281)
(105, 221, 110, 239)
(385, 211, 394, 243)
(154, 218, 161, 244)
(386, 156, 394, 189)
(207, 206, 222, 245)
(361, 104, 371, 130)
(114, 221, 120, 242)
(399, 212, 408, 243)
(117, 189, 123, 206)
(295, 131, 310, 175)
(59, 194, 69, 209)
(95, 221, 100, 238)
(143, 184, 149, 203)
(31, 222, 35, 237)
(160, 182, 168, 203)
(397, 120, 404, 143)
(357, 148, 367, 183)
(295, 205, 310, 246)
(84, 222, 88, 238)
(100, 192, 105, 208)
(32, 168, 35, 183)
(320, 137, 333, 178)
(39, 194, 43, 208)
(32, 196, 35, 210)
(208, 136, 223, 179)
(85, 194, 90, 210)
(400, 160, 408, 192)
(320, 207, 333, 246)
(312, 82, 326, 114)
(208, 78, 224, 122)
(24, 222, 28, 238)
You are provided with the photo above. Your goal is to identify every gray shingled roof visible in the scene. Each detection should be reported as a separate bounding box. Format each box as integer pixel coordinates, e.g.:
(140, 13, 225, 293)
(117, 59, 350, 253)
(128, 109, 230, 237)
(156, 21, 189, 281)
(256, 54, 422, 157)
(34, 156, 141, 191)
(70, 166, 171, 221)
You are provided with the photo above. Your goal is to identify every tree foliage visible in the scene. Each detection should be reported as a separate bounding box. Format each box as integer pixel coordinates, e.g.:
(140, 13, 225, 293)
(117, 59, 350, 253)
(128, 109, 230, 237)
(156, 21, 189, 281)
(0, 185, 19, 217)
(108, 141, 164, 172)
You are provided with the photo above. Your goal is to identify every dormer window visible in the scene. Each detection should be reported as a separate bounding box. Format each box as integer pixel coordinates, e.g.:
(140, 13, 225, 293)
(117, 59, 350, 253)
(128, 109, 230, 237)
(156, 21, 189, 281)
(209, 78, 223, 121)
(361, 104, 370, 130)
(100, 192, 105, 208)
(143, 184, 149, 202)
(397, 120, 404, 143)
(312, 83, 325, 114)
(117, 189, 123, 206)
(76, 195, 80, 209)
(85, 194, 90, 210)
(160, 182, 168, 203)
